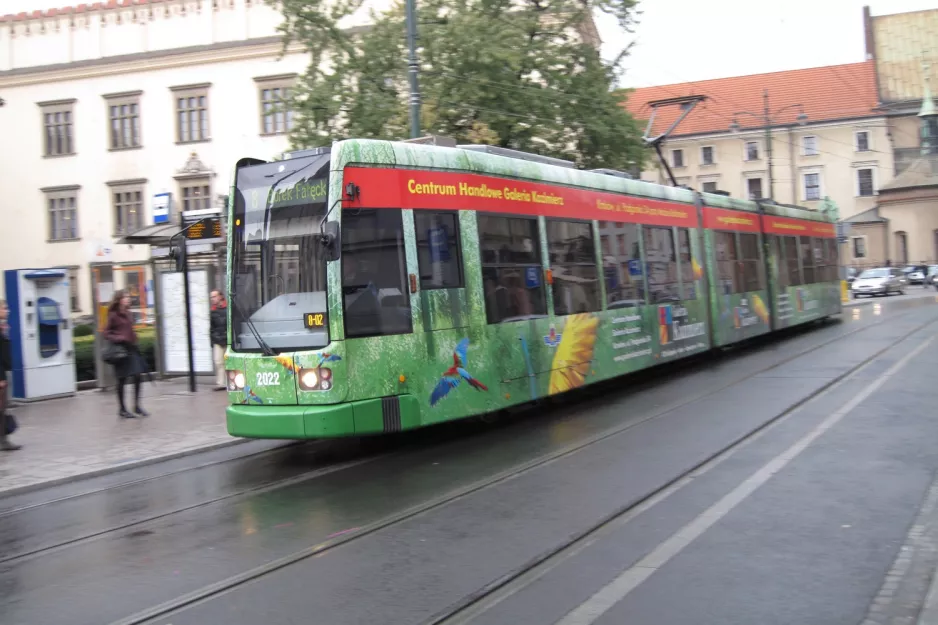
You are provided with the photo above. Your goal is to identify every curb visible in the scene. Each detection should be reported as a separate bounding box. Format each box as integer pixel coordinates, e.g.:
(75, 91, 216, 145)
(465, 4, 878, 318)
(0, 437, 253, 499)
(919, 551, 938, 625)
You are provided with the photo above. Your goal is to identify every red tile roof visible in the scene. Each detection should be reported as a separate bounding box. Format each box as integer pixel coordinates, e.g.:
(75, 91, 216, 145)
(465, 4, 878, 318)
(0, 0, 170, 23)
(622, 61, 881, 138)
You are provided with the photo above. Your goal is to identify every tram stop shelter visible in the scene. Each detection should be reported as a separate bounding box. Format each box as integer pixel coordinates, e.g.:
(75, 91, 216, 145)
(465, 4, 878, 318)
(103, 211, 226, 388)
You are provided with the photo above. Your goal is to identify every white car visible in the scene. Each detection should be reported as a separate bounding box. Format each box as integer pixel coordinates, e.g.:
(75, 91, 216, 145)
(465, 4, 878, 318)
(851, 267, 905, 298)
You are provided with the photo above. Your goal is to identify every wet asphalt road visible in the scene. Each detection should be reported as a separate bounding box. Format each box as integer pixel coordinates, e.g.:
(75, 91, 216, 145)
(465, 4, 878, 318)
(1, 296, 937, 625)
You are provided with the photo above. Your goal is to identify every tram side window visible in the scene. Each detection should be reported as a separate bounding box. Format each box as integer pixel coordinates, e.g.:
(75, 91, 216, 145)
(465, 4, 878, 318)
(771, 236, 790, 288)
(826, 238, 840, 281)
(816, 237, 833, 282)
(644, 226, 681, 303)
(677, 228, 698, 300)
(800, 236, 815, 284)
(602, 222, 645, 308)
(341, 208, 413, 338)
(714, 230, 740, 294)
(784, 236, 803, 286)
(478, 214, 547, 323)
(738, 232, 765, 292)
(547, 219, 601, 315)
(414, 210, 463, 289)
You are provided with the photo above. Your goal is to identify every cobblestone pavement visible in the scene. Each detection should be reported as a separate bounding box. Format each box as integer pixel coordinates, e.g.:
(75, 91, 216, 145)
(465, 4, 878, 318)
(0, 378, 238, 496)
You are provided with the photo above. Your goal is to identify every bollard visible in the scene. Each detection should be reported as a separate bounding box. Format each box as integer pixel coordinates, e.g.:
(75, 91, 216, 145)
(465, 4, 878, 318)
(841, 280, 849, 303)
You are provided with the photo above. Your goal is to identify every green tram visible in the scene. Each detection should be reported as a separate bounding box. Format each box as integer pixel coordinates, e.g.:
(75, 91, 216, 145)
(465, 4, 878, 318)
(224, 139, 841, 439)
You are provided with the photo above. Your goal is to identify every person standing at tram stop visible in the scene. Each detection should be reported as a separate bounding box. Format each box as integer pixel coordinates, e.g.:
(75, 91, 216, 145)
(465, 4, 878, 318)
(104, 290, 150, 419)
(210, 290, 227, 391)
(0, 299, 22, 450)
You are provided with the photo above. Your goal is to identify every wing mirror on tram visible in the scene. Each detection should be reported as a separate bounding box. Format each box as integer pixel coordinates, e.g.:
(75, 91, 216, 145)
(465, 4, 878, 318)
(321, 221, 341, 261)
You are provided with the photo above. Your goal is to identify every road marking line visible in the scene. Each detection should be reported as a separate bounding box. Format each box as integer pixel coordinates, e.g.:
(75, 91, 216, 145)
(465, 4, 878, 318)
(554, 332, 937, 625)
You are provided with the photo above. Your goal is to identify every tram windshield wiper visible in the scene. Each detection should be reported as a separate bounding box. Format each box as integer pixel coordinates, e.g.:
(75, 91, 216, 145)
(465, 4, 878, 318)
(231, 295, 275, 356)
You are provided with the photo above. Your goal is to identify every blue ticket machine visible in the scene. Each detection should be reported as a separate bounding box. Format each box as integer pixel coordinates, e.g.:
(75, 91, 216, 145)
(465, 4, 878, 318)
(3, 268, 76, 401)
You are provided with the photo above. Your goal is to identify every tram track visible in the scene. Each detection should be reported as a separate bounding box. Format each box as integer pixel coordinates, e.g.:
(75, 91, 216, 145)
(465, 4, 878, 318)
(0, 302, 923, 570)
(97, 303, 938, 625)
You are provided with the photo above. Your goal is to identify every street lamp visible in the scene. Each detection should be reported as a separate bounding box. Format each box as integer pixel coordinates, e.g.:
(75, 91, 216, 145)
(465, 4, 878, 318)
(729, 89, 808, 201)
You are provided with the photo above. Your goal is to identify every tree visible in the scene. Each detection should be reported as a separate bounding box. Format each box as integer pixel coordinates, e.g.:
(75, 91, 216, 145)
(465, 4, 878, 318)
(275, 0, 646, 171)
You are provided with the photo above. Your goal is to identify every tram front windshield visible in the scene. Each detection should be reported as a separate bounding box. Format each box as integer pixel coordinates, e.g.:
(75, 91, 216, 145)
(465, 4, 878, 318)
(230, 154, 332, 352)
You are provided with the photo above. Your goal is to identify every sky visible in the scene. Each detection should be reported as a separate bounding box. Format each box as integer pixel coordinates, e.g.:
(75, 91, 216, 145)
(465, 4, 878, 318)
(603, 0, 937, 88)
(2, 0, 936, 88)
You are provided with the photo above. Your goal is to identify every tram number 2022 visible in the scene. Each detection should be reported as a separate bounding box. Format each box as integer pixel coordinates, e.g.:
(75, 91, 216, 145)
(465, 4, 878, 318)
(256, 372, 281, 387)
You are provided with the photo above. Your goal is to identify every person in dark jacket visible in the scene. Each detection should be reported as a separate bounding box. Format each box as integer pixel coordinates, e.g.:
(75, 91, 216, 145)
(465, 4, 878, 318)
(0, 299, 22, 450)
(104, 290, 149, 418)
(210, 290, 227, 391)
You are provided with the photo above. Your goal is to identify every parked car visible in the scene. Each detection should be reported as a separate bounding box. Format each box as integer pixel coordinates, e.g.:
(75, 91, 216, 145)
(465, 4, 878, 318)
(850, 267, 905, 298)
(902, 264, 929, 284)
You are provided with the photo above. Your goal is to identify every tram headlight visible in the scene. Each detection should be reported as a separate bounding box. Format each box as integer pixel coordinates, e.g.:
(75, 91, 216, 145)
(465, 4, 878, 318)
(299, 369, 319, 390)
(298, 368, 333, 391)
(228, 370, 245, 391)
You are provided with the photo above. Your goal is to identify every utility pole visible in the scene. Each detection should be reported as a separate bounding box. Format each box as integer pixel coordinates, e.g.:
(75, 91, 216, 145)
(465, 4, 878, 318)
(763, 89, 774, 202)
(405, 0, 421, 139)
(730, 91, 808, 201)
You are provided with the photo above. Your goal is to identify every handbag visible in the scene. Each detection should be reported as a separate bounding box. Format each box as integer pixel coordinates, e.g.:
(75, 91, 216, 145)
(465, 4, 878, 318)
(102, 340, 129, 365)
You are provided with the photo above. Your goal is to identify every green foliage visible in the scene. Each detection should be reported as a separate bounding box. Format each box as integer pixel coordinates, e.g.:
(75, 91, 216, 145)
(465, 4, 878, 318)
(73, 330, 157, 382)
(275, 0, 646, 171)
(73, 324, 94, 338)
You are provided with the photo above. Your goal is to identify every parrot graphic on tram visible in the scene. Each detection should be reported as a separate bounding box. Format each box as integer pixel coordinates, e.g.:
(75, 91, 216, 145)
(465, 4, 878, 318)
(430, 338, 488, 406)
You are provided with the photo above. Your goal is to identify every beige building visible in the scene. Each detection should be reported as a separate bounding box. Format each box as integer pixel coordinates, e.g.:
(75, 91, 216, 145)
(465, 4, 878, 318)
(0, 0, 348, 316)
(844, 6, 938, 268)
(623, 61, 892, 220)
(622, 6, 938, 270)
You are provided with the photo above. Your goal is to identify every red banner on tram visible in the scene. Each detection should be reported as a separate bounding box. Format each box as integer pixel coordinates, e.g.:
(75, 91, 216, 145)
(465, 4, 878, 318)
(343, 167, 700, 228)
(763, 215, 836, 238)
(702, 206, 762, 233)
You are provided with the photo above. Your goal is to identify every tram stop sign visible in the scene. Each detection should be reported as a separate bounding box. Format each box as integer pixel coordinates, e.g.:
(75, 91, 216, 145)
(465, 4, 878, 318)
(835, 222, 850, 244)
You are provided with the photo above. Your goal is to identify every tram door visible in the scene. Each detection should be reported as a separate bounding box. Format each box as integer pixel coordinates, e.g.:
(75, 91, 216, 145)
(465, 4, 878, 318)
(413, 210, 471, 335)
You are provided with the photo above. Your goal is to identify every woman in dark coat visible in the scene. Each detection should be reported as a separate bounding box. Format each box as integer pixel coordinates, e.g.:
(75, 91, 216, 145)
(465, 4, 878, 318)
(0, 299, 22, 450)
(104, 290, 149, 418)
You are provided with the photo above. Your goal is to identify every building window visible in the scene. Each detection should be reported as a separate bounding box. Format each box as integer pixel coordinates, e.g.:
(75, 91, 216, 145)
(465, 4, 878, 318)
(43, 186, 80, 241)
(746, 178, 763, 200)
(852, 236, 866, 259)
(546, 219, 601, 315)
(39, 99, 76, 157)
(745, 141, 759, 161)
(855, 131, 870, 152)
(179, 178, 212, 212)
(414, 210, 463, 289)
(110, 182, 145, 235)
(802, 135, 818, 156)
(256, 77, 296, 135)
(803, 172, 821, 201)
(700, 146, 714, 165)
(701, 181, 718, 193)
(671, 149, 684, 168)
(68, 268, 81, 313)
(172, 84, 210, 143)
(857, 168, 875, 196)
(105, 92, 141, 149)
